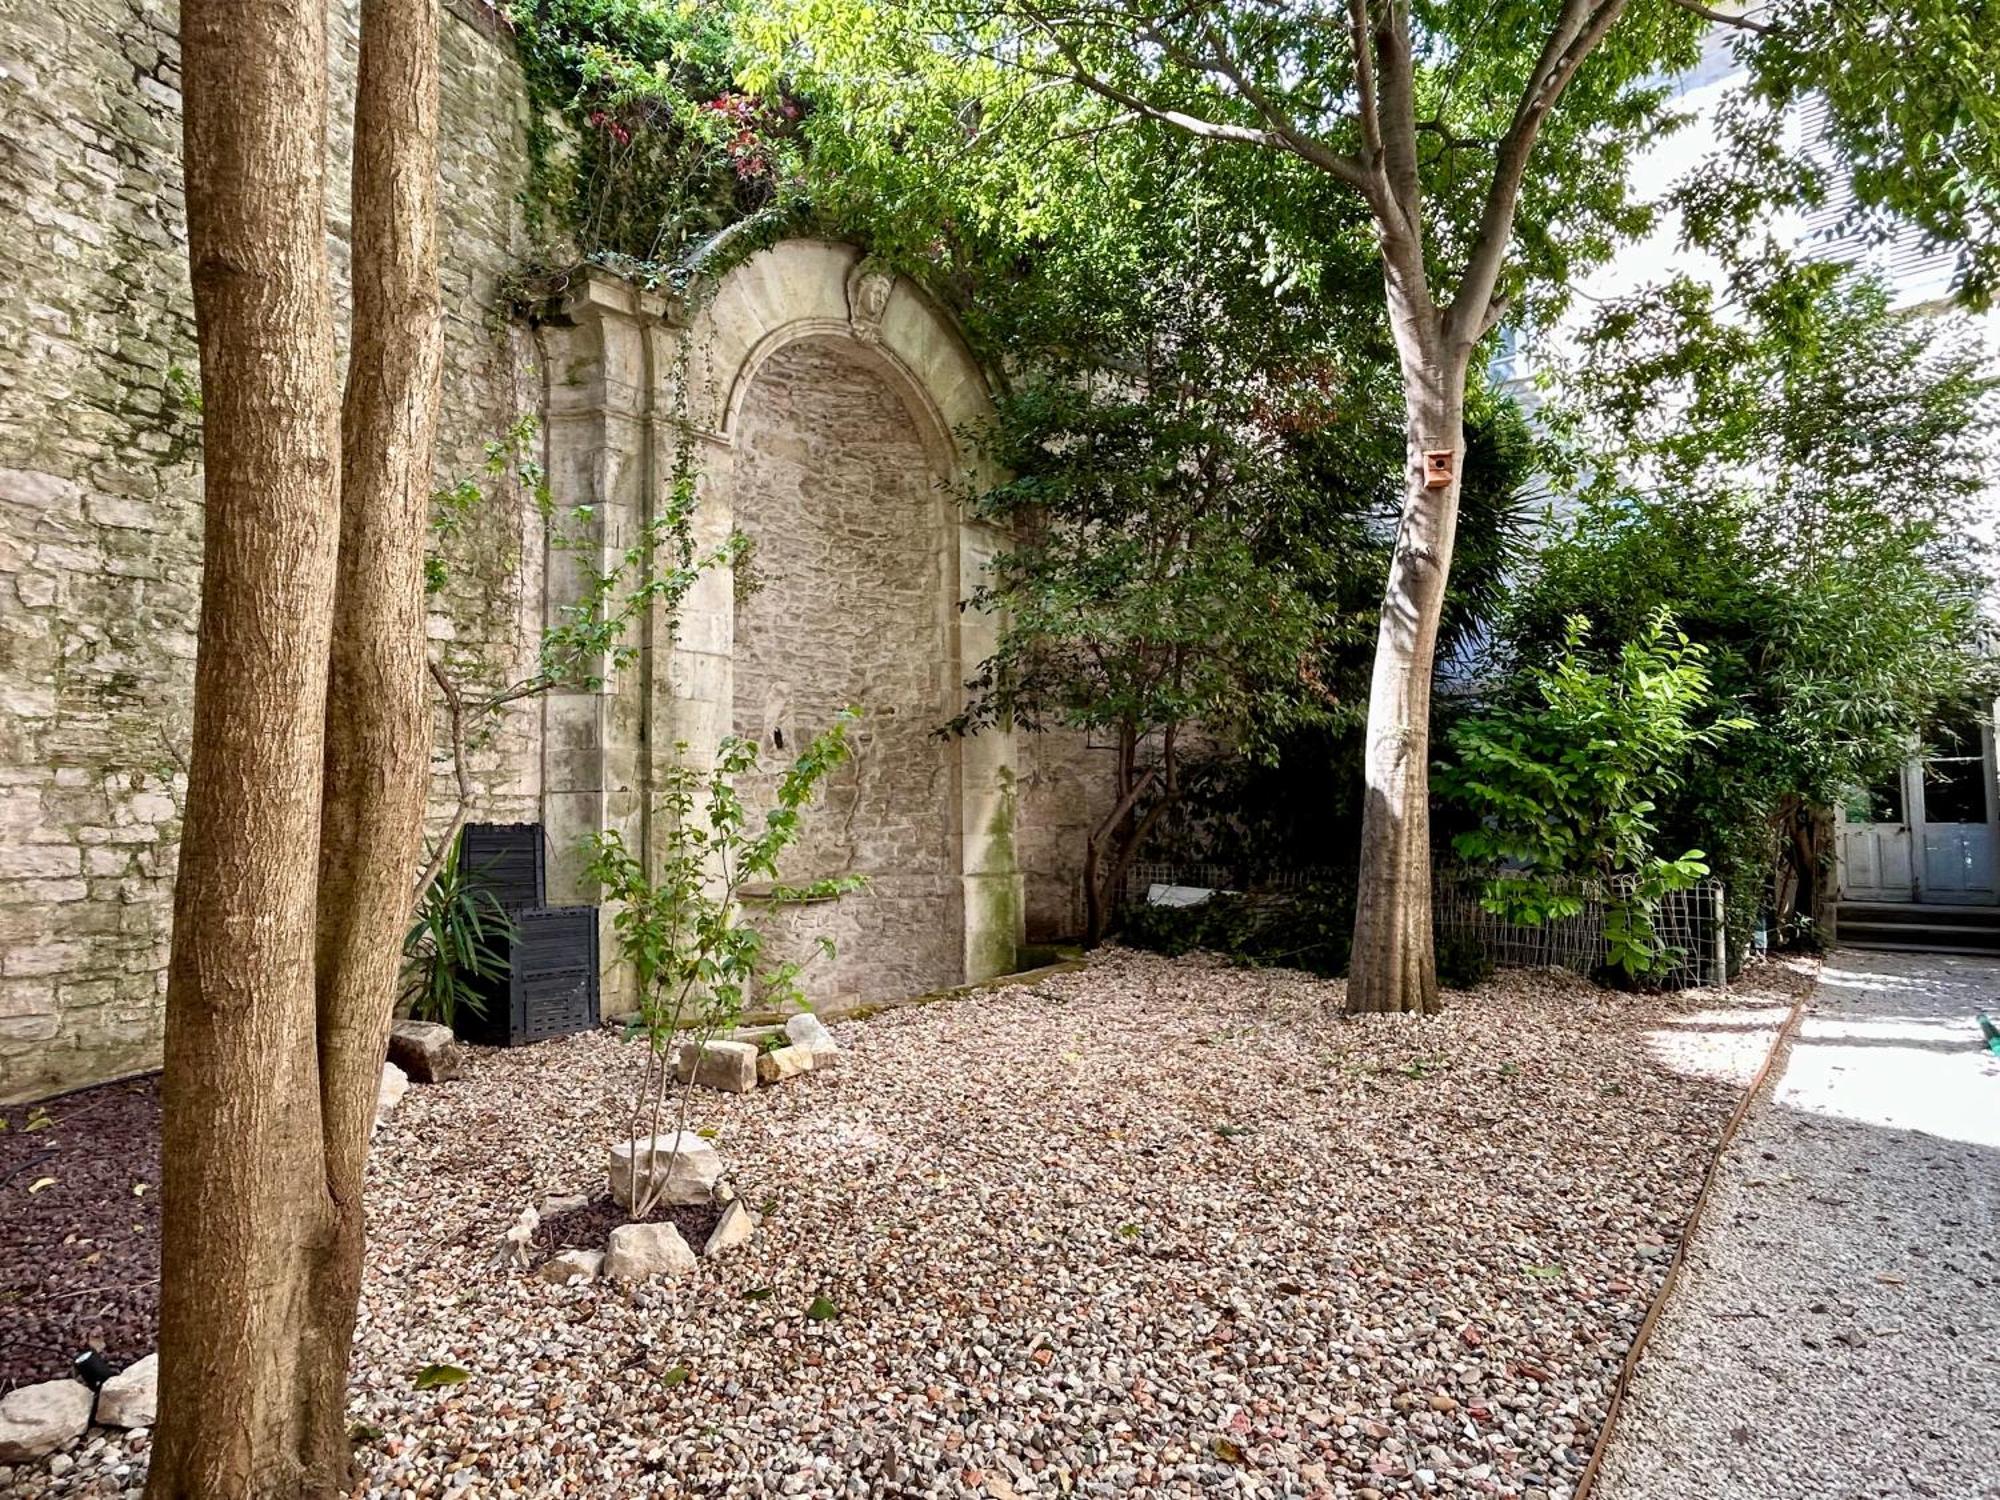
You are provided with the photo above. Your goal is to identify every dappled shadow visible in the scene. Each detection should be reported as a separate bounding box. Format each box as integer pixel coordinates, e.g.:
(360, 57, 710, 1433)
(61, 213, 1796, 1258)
(1593, 946, 2000, 1500)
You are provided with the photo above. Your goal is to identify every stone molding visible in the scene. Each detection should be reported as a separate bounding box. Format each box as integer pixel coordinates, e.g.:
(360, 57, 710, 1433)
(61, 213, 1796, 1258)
(537, 240, 1025, 1005)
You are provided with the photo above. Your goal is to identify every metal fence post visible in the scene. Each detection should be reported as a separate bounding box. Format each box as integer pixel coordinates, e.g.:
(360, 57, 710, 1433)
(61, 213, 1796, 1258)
(1709, 881, 1728, 987)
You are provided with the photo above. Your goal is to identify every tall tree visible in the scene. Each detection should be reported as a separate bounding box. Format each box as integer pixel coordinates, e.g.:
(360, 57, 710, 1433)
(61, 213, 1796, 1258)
(305, 0, 445, 1480)
(757, 0, 1997, 1012)
(149, 0, 441, 1493)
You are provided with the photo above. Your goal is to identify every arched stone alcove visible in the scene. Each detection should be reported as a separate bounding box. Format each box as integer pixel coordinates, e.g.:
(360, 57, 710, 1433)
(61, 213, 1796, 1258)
(533, 241, 1023, 1012)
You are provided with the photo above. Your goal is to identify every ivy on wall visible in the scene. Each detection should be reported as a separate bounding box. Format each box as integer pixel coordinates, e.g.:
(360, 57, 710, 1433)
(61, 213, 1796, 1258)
(506, 0, 806, 285)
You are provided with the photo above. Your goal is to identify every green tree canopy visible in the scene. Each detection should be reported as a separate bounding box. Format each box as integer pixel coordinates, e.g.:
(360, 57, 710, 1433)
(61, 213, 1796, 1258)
(1500, 254, 1998, 949)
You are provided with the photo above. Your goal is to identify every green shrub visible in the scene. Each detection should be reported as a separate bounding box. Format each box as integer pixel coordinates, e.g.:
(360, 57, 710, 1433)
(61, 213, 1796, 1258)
(1117, 880, 1354, 978)
(401, 844, 514, 1028)
(1439, 611, 1742, 983)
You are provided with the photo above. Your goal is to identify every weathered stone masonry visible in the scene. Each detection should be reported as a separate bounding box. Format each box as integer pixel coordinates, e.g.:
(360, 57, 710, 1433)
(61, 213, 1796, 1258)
(0, 0, 541, 1101)
(732, 339, 964, 1006)
(0, 5, 1108, 1104)
(529, 250, 1036, 1014)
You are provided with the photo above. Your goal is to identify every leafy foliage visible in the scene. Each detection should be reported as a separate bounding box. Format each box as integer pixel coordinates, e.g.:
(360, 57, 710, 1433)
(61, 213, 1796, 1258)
(1682, 2, 2000, 307)
(1439, 613, 1742, 981)
(400, 842, 514, 1027)
(1513, 255, 1998, 950)
(927, 146, 1543, 926)
(587, 719, 861, 1216)
(749, 0, 1707, 330)
(507, 0, 805, 273)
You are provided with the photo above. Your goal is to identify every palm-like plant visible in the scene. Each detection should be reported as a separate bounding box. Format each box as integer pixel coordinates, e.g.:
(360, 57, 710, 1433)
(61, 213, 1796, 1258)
(401, 843, 514, 1028)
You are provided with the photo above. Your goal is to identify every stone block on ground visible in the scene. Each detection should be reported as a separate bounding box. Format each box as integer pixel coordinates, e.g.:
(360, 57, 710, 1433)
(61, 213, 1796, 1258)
(756, 1043, 816, 1085)
(603, 1222, 697, 1281)
(0, 1379, 93, 1461)
(609, 1132, 724, 1209)
(496, 1205, 539, 1271)
(673, 1038, 758, 1093)
(93, 1354, 157, 1430)
(784, 1012, 839, 1056)
(387, 1019, 462, 1084)
(704, 1197, 757, 1258)
(539, 1249, 604, 1286)
(375, 1061, 409, 1128)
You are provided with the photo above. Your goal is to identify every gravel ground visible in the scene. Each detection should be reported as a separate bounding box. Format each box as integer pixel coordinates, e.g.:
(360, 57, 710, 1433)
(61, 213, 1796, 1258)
(1, 950, 1812, 1499)
(1594, 948, 2000, 1500)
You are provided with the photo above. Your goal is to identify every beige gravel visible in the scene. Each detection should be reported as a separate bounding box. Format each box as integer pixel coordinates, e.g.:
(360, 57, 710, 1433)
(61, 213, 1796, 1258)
(1592, 948, 2000, 1500)
(0, 950, 1814, 1499)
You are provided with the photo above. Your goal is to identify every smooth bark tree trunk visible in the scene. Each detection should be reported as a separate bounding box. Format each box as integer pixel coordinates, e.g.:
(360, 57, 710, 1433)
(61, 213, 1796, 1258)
(1346, 310, 1469, 1016)
(304, 0, 443, 1482)
(149, 0, 342, 1494)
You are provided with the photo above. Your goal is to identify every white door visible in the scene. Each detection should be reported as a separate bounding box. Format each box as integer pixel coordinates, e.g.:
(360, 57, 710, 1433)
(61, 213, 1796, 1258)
(1839, 770, 1916, 901)
(1915, 715, 1999, 904)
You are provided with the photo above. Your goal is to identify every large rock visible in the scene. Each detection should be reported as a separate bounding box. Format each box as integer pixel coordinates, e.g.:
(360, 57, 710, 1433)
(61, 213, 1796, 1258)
(756, 1043, 816, 1085)
(0, 1379, 93, 1461)
(387, 1019, 462, 1084)
(704, 1197, 756, 1258)
(603, 1222, 697, 1281)
(784, 1012, 838, 1057)
(538, 1249, 603, 1286)
(609, 1132, 723, 1210)
(374, 1061, 409, 1127)
(673, 1038, 759, 1093)
(94, 1354, 157, 1430)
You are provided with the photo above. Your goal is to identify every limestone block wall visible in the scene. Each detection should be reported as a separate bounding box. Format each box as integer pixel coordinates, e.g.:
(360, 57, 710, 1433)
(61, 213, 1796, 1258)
(732, 338, 963, 1005)
(533, 254, 1039, 1016)
(1016, 730, 1121, 940)
(0, 0, 1114, 1098)
(0, 0, 540, 1102)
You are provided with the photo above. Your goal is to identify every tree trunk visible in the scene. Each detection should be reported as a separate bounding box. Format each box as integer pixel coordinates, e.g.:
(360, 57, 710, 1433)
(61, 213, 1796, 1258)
(304, 0, 444, 1482)
(1082, 760, 1157, 945)
(149, 0, 342, 1493)
(1346, 313, 1468, 1016)
(150, 1, 441, 1493)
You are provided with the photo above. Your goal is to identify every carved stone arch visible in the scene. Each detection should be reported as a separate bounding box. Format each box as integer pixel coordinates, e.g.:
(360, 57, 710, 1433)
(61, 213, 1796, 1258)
(533, 241, 1022, 1012)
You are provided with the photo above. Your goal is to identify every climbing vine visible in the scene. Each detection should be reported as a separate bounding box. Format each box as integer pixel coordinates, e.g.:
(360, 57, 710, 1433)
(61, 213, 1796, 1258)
(506, 0, 807, 284)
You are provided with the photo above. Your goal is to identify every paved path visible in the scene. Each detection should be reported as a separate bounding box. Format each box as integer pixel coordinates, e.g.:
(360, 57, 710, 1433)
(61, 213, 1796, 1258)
(1595, 948, 2000, 1500)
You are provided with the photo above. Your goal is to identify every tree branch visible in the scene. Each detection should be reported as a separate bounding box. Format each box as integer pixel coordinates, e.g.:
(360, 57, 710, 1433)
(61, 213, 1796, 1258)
(414, 656, 471, 902)
(1415, 119, 1495, 152)
(1348, 0, 1383, 161)
(1015, 0, 1377, 193)
(1664, 0, 1776, 35)
(1164, 19, 1378, 192)
(1446, 0, 1633, 345)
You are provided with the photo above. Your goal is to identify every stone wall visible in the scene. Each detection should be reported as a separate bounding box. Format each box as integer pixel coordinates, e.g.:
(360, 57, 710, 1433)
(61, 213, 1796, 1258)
(530, 254, 1037, 1017)
(0, 0, 539, 1102)
(1016, 730, 1119, 940)
(0, 5, 1112, 1102)
(731, 337, 964, 1005)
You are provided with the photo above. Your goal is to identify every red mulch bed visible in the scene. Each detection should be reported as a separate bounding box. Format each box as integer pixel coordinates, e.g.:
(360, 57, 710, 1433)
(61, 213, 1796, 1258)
(0, 1075, 161, 1393)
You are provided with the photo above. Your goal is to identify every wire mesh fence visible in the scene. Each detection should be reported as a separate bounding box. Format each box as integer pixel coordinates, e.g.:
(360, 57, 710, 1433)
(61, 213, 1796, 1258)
(1118, 861, 1729, 988)
(1434, 869, 1728, 989)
